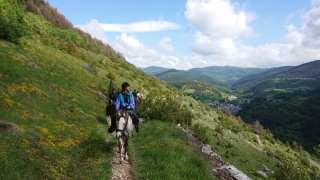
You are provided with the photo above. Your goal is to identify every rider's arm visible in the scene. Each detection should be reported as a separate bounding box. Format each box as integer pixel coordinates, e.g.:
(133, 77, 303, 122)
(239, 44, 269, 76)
(115, 96, 120, 110)
(129, 94, 135, 110)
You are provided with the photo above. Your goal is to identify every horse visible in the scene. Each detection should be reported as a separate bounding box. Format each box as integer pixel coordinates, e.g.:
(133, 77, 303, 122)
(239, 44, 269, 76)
(115, 110, 133, 164)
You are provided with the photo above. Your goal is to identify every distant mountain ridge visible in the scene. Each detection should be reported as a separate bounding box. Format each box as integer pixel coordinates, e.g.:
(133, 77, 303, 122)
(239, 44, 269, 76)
(233, 60, 320, 95)
(140, 66, 170, 75)
(187, 66, 269, 85)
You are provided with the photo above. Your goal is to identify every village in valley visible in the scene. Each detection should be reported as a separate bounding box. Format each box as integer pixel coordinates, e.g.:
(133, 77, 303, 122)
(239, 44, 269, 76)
(209, 95, 250, 115)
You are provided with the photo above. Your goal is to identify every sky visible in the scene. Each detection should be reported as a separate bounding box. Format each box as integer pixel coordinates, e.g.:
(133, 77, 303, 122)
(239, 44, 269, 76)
(49, 0, 320, 70)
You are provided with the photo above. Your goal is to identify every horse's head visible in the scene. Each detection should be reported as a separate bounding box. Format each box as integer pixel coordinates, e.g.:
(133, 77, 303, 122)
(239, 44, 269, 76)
(115, 111, 133, 138)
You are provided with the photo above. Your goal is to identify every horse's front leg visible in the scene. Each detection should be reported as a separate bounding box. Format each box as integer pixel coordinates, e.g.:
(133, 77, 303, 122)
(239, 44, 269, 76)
(118, 137, 124, 164)
(124, 138, 129, 161)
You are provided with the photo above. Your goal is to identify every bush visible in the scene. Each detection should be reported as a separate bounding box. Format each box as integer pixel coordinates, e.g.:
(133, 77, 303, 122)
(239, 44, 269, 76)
(0, 0, 30, 42)
(215, 125, 224, 136)
(135, 93, 193, 127)
(84, 63, 99, 75)
(192, 123, 209, 144)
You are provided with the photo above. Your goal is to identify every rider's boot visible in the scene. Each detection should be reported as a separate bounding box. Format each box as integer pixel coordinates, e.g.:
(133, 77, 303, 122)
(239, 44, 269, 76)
(134, 124, 141, 133)
(108, 124, 116, 133)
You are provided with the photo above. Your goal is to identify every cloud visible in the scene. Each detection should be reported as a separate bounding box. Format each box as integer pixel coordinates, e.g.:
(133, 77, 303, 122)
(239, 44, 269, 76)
(159, 37, 174, 52)
(99, 20, 181, 33)
(112, 33, 206, 70)
(75, 19, 109, 43)
(184, 0, 320, 68)
(185, 0, 257, 39)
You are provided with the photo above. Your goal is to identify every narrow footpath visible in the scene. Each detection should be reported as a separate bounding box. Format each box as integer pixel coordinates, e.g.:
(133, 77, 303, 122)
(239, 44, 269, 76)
(111, 146, 132, 180)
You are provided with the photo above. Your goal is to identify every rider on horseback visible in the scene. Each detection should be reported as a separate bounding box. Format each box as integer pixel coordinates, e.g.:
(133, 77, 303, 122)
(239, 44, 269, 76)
(106, 88, 117, 116)
(108, 82, 141, 133)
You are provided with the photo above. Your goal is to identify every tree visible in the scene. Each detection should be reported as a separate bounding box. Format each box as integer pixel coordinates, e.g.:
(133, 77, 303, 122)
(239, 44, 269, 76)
(315, 144, 320, 157)
(292, 141, 298, 149)
(215, 125, 224, 136)
(237, 116, 244, 124)
(107, 72, 116, 93)
(251, 120, 265, 134)
(273, 156, 311, 180)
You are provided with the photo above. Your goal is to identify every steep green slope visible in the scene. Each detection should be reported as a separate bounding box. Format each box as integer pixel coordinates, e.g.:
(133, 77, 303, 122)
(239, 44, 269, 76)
(187, 66, 267, 85)
(0, 39, 115, 179)
(130, 120, 216, 180)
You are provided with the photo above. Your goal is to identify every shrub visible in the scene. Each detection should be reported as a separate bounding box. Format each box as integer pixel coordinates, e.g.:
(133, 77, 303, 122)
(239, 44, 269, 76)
(84, 63, 99, 75)
(192, 123, 209, 144)
(215, 125, 224, 136)
(0, 0, 30, 42)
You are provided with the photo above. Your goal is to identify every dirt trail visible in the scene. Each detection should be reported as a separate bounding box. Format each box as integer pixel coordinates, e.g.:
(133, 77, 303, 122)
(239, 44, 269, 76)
(107, 118, 132, 180)
(111, 146, 132, 180)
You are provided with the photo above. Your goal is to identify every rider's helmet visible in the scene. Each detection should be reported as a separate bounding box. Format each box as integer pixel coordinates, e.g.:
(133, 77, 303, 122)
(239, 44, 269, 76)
(121, 82, 130, 89)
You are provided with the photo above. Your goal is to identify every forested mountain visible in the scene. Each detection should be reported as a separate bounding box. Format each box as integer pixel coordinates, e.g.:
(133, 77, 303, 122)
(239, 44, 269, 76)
(233, 60, 320, 96)
(233, 66, 294, 88)
(237, 60, 320, 152)
(187, 66, 268, 85)
(238, 88, 320, 152)
(153, 69, 233, 102)
(140, 66, 170, 75)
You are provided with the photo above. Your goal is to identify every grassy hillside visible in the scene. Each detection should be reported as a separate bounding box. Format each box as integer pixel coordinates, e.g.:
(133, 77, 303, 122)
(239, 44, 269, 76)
(187, 66, 267, 85)
(130, 120, 216, 180)
(0, 37, 212, 179)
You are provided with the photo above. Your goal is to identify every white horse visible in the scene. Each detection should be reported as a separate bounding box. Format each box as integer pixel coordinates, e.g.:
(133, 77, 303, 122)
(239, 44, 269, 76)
(115, 111, 133, 164)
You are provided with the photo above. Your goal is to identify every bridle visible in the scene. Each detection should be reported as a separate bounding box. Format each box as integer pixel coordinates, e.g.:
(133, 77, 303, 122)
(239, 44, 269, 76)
(116, 111, 130, 135)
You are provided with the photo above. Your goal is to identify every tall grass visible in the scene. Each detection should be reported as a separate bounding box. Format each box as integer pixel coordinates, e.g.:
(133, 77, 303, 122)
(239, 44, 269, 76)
(129, 120, 216, 180)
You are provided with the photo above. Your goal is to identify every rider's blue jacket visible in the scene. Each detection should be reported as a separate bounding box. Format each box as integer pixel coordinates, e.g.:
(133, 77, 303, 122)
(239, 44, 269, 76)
(115, 91, 135, 110)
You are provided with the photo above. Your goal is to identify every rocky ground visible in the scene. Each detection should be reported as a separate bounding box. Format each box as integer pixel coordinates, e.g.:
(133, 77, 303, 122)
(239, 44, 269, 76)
(110, 145, 132, 180)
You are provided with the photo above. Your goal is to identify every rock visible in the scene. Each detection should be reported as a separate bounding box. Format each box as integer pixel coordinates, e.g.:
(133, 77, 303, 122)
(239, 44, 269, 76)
(139, 118, 144, 123)
(262, 164, 271, 172)
(256, 170, 268, 178)
(201, 144, 213, 155)
(175, 124, 181, 129)
(210, 152, 221, 159)
(219, 165, 252, 180)
(96, 91, 107, 100)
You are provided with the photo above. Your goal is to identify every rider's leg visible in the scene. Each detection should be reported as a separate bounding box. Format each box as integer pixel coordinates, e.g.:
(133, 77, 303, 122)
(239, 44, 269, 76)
(108, 113, 117, 133)
(132, 112, 141, 133)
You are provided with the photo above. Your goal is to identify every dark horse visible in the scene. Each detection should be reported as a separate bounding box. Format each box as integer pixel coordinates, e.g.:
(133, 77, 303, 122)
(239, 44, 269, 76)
(106, 102, 116, 117)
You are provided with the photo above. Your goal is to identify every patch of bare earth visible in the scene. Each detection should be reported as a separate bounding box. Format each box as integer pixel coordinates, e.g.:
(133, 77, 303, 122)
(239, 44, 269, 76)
(111, 146, 132, 180)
